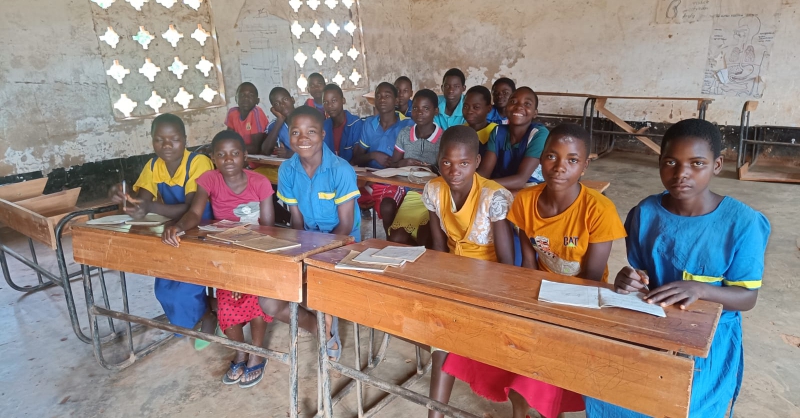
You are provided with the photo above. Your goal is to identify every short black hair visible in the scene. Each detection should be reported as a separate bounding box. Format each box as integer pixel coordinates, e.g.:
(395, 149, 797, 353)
(376, 82, 398, 98)
(151, 113, 186, 137)
(287, 105, 325, 127)
(211, 130, 246, 152)
(323, 83, 344, 97)
(236, 82, 258, 96)
(516, 86, 539, 110)
(269, 86, 290, 102)
(492, 77, 516, 91)
(545, 124, 590, 157)
(439, 125, 479, 158)
(395, 76, 412, 87)
(466, 86, 492, 106)
(308, 72, 325, 82)
(442, 68, 465, 86)
(661, 119, 722, 158)
(413, 89, 438, 107)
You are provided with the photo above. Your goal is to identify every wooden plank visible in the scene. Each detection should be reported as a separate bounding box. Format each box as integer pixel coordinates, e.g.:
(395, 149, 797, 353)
(15, 188, 81, 215)
(738, 162, 800, 184)
(307, 266, 694, 418)
(306, 240, 720, 357)
(536, 92, 597, 98)
(0, 178, 48, 202)
(595, 98, 661, 154)
(744, 100, 759, 112)
(596, 95, 713, 102)
(581, 180, 610, 194)
(357, 171, 427, 190)
(0, 199, 55, 249)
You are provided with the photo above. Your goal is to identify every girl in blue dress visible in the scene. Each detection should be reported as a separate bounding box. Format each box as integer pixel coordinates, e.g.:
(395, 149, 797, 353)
(584, 118, 770, 417)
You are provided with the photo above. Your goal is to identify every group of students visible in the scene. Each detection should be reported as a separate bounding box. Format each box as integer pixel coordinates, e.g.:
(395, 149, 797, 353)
(108, 67, 770, 418)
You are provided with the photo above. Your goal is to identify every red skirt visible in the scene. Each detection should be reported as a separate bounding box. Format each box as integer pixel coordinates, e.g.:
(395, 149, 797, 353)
(217, 290, 273, 332)
(442, 354, 584, 418)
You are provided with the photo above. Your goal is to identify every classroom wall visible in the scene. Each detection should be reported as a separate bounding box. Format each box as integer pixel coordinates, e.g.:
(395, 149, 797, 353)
(2, 0, 798, 180)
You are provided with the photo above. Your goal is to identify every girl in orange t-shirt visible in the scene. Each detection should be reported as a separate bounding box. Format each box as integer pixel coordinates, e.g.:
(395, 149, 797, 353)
(443, 124, 626, 418)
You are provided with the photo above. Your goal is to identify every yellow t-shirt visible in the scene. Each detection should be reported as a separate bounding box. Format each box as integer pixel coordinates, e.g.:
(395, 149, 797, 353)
(132, 149, 214, 199)
(475, 122, 498, 145)
(507, 183, 626, 281)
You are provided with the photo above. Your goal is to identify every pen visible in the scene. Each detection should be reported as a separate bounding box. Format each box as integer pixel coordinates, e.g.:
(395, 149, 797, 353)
(122, 180, 127, 212)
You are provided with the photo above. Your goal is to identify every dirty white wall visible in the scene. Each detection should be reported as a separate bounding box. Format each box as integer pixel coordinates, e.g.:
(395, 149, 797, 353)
(3, 0, 799, 177)
(406, 0, 800, 127)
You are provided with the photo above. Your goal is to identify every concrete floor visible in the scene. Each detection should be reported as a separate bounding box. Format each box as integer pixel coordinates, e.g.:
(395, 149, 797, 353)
(1, 152, 798, 418)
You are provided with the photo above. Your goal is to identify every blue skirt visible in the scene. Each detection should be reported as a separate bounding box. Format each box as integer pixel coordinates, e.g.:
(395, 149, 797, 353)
(583, 311, 743, 418)
(154, 278, 208, 334)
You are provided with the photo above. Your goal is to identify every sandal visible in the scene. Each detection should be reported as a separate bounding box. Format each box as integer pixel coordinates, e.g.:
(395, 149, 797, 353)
(222, 360, 247, 385)
(326, 316, 342, 362)
(238, 360, 268, 389)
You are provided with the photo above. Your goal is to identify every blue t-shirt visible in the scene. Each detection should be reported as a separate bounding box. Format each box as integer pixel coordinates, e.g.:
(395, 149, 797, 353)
(266, 120, 291, 148)
(357, 114, 412, 169)
(276, 145, 362, 241)
(584, 193, 770, 418)
(486, 106, 508, 125)
(323, 110, 363, 163)
(487, 123, 549, 183)
(434, 95, 465, 129)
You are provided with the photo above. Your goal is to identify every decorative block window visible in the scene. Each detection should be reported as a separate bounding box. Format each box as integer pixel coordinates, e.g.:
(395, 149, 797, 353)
(89, 0, 226, 120)
(235, 0, 368, 104)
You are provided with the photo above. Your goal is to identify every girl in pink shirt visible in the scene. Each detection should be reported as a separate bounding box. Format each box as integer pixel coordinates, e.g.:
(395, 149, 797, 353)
(163, 130, 275, 389)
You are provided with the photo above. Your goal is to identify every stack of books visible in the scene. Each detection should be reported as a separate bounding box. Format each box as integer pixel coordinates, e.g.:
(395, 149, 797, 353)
(207, 226, 300, 253)
(335, 246, 426, 272)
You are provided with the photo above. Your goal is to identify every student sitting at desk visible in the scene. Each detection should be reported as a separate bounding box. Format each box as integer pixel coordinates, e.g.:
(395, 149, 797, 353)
(584, 119, 771, 418)
(260, 105, 362, 362)
(352, 82, 412, 234)
(385, 89, 442, 246)
(443, 124, 626, 418)
(260, 86, 296, 225)
(421, 125, 515, 418)
(163, 130, 275, 389)
(477, 87, 549, 190)
(395, 76, 414, 118)
(435, 68, 467, 129)
(305, 72, 327, 115)
(462, 85, 498, 157)
(109, 113, 215, 347)
(226, 82, 269, 168)
(487, 77, 516, 125)
(322, 83, 363, 162)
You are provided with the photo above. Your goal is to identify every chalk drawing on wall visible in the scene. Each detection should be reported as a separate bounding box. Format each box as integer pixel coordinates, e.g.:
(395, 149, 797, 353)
(656, 0, 715, 24)
(702, 14, 777, 98)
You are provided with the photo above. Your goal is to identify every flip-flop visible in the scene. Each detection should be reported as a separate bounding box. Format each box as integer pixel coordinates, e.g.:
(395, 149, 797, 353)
(222, 360, 247, 385)
(238, 360, 268, 389)
(326, 316, 342, 362)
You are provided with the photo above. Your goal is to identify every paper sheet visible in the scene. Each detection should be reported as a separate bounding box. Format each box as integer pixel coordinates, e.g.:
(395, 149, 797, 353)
(125, 213, 171, 226)
(371, 167, 413, 178)
(371, 246, 426, 263)
(86, 214, 132, 225)
(352, 248, 406, 266)
(599, 288, 667, 317)
(537, 280, 600, 309)
(335, 250, 388, 273)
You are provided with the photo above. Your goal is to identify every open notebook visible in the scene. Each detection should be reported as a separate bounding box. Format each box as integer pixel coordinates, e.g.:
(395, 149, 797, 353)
(537, 280, 666, 317)
(207, 226, 300, 253)
(335, 250, 388, 273)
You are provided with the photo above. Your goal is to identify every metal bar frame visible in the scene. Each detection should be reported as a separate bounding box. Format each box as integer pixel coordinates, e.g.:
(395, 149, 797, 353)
(315, 312, 476, 418)
(81, 263, 301, 418)
(1, 204, 118, 344)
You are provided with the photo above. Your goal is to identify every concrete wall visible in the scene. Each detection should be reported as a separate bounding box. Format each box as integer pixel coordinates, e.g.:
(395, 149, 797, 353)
(2, 0, 798, 177)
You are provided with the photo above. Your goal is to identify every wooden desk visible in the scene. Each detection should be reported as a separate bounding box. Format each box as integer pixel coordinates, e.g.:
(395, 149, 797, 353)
(72, 223, 352, 418)
(307, 240, 721, 418)
(246, 155, 287, 168)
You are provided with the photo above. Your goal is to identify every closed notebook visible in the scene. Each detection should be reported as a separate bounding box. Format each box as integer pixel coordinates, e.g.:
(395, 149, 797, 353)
(352, 248, 406, 267)
(335, 250, 387, 273)
(371, 246, 426, 263)
(125, 213, 171, 226)
(207, 226, 300, 253)
(538, 280, 666, 317)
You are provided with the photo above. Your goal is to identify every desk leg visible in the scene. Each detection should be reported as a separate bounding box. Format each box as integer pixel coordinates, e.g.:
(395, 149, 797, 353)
(371, 208, 377, 239)
(317, 310, 334, 417)
(353, 323, 365, 418)
(289, 302, 299, 418)
(0, 239, 57, 293)
(27, 238, 44, 285)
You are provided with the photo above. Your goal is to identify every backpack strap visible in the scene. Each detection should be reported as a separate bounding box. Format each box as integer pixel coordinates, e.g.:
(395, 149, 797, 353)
(184, 152, 198, 184)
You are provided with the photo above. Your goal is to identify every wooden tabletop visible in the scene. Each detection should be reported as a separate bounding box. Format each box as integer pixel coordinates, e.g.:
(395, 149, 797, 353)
(72, 223, 353, 302)
(246, 155, 286, 168)
(306, 240, 720, 357)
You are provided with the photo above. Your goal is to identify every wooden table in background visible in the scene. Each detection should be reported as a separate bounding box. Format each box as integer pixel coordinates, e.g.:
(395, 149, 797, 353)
(307, 239, 721, 418)
(72, 223, 353, 418)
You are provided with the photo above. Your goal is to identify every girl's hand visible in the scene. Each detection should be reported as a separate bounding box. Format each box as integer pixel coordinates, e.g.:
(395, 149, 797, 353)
(108, 183, 127, 205)
(275, 146, 289, 158)
(124, 196, 149, 220)
(369, 152, 391, 168)
(614, 266, 650, 294)
(162, 226, 183, 247)
(646, 281, 706, 310)
(231, 292, 242, 300)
